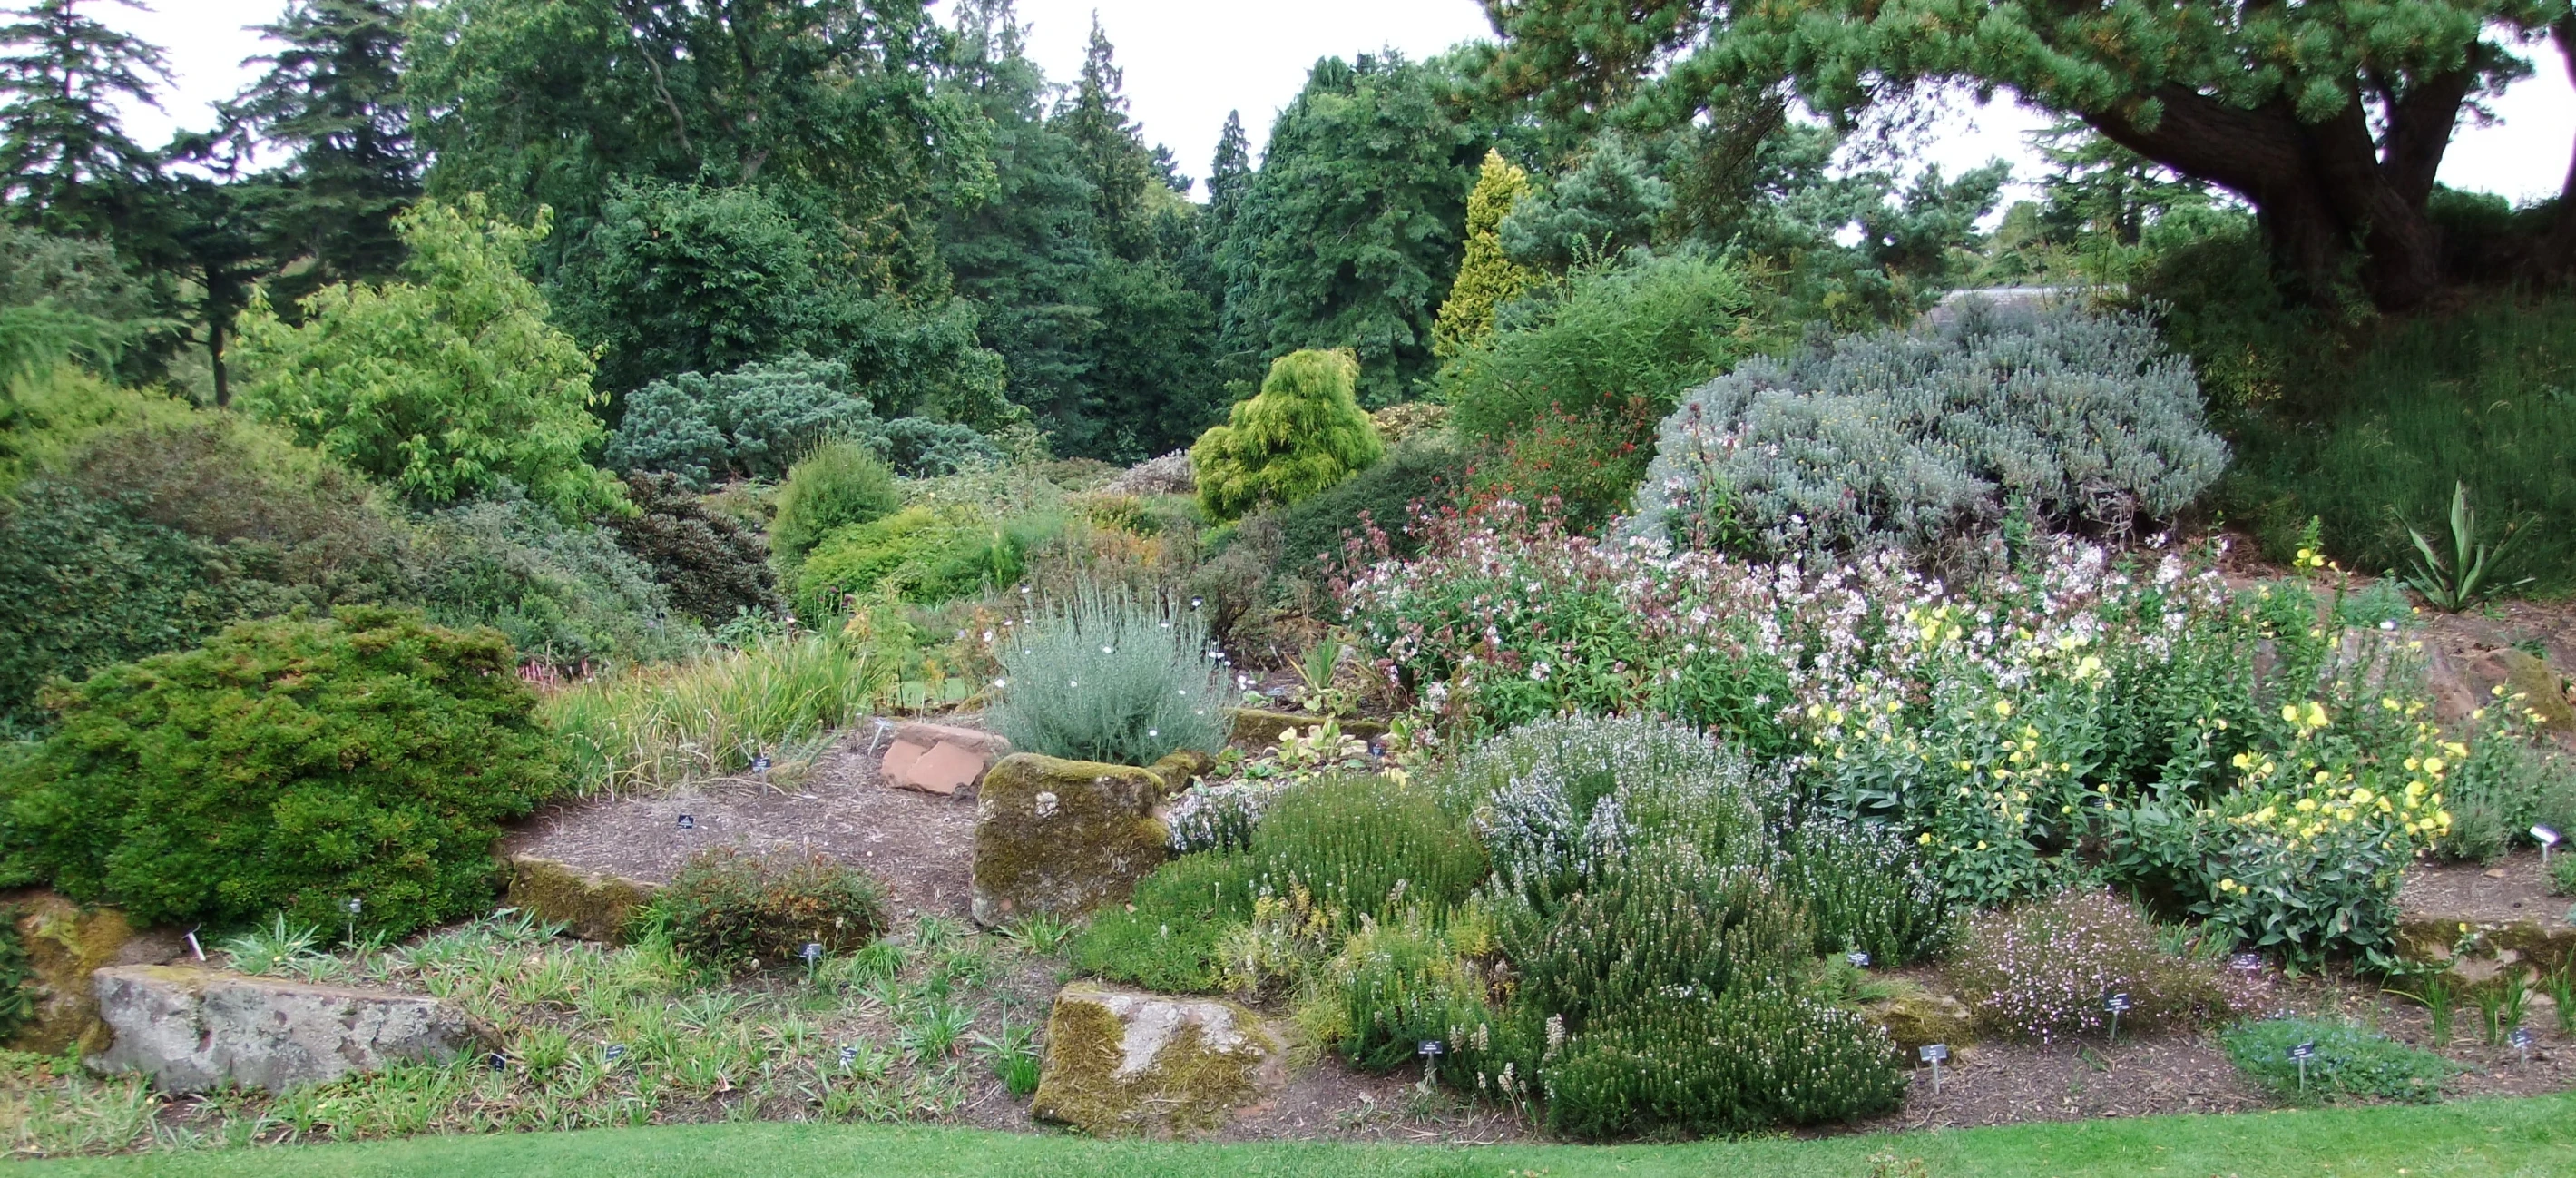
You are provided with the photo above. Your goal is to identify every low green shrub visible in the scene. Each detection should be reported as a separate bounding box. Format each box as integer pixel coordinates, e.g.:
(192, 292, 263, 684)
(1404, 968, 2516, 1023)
(413, 492, 690, 666)
(1630, 302, 2228, 559)
(1272, 435, 1466, 573)
(791, 506, 1053, 616)
(879, 417, 1002, 477)
(1779, 817, 1958, 967)
(1066, 851, 1259, 993)
(599, 472, 780, 624)
(1327, 912, 1500, 1074)
(651, 847, 890, 973)
(0, 608, 563, 937)
(1543, 986, 1905, 1139)
(988, 580, 1228, 767)
(1515, 840, 1807, 1033)
(769, 439, 901, 569)
(2220, 1016, 2455, 1103)
(1947, 890, 2226, 1043)
(1250, 775, 1487, 930)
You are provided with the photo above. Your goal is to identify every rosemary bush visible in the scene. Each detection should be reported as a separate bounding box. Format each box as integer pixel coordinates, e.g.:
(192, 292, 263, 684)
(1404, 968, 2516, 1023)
(1515, 839, 1807, 1034)
(1543, 986, 1905, 1138)
(1778, 816, 1958, 966)
(987, 580, 1228, 766)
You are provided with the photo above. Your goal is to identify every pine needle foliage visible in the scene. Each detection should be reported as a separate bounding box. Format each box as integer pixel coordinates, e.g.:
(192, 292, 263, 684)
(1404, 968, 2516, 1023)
(1190, 348, 1384, 523)
(1431, 151, 1538, 361)
(988, 580, 1228, 766)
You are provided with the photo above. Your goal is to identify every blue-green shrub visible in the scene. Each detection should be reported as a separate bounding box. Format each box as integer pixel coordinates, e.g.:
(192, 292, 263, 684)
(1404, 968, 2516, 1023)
(2221, 1016, 2455, 1103)
(414, 493, 688, 666)
(1631, 302, 2228, 557)
(988, 580, 1228, 766)
(604, 354, 880, 488)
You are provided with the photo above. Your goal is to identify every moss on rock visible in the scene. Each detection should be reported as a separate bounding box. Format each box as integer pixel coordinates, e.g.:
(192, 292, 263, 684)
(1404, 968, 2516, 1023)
(2, 891, 143, 1056)
(2499, 649, 2574, 736)
(1029, 982, 1276, 1137)
(503, 856, 660, 944)
(973, 753, 1173, 928)
(1866, 982, 1976, 1064)
(1225, 708, 1386, 749)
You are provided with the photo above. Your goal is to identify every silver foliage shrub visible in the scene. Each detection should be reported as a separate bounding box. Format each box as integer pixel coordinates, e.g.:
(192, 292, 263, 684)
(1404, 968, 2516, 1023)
(988, 581, 1229, 766)
(1627, 301, 2228, 557)
(1435, 713, 1777, 908)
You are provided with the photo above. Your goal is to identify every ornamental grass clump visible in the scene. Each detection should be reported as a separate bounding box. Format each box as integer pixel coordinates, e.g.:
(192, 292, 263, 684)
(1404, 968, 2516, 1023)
(1948, 889, 2226, 1043)
(987, 580, 1227, 767)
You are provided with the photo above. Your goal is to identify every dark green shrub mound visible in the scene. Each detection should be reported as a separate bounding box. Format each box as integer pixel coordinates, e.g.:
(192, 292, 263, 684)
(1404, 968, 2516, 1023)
(1066, 851, 1259, 993)
(1779, 818, 1958, 966)
(769, 439, 901, 569)
(651, 847, 891, 973)
(879, 417, 1002, 477)
(2221, 1016, 2455, 1104)
(1543, 987, 1905, 1138)
(0, 902, 31, 1042)
(1251, 775, 1487, 928)
(0, 608, 563, 937)
(604, 354, 883, 488)
(599, 472, 781, 624)
(1273, 435, 1466, 573)
(0, 484, 296, 731)
(414, 493, 687, 666)
(1515, 840, 1807, 1032)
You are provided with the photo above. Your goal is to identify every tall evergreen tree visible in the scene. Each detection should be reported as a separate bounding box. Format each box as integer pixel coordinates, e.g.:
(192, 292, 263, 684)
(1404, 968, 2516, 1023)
(1051, 15, 1159, 260)
(0, 0, 166, 241)
(1217, 52, 1479, 407)
(225, 0, 419, 305)
(1205, 109, 1249, 230)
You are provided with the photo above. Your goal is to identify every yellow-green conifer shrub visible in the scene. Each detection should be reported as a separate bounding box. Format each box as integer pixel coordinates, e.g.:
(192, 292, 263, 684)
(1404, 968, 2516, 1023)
(1431, 151, 1538, 361)
(1190, 349, 1383, 522)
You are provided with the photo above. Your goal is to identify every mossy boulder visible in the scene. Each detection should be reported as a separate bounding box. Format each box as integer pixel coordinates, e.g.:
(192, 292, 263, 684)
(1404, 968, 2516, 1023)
(1030, 981, 1278, 1136)
(2395, 913, 2576, 981)
(503, 856, 659, 944)
(1225, 708, 1387, 749)
(1865, 983, 1976, 1064)
(974, 752, 1195, 928)
(2498, 649, 2574, 736)
(3, 890, 179, 1056)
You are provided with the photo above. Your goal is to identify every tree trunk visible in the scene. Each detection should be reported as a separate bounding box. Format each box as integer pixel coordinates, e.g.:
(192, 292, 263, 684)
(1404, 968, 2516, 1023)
(209, 317, 229, 408)
(2084, 79, 2463, 311)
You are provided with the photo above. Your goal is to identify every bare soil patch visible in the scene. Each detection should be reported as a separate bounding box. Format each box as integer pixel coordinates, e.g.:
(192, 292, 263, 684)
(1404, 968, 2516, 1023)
(2400, 849, 2574, 932)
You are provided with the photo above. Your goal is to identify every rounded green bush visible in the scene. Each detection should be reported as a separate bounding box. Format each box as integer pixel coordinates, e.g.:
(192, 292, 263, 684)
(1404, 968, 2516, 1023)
(793, 506, 1053, 617)
(1190, 349, 1384, 523)
(769, 439, 901, 569)
(651, 847, 890, 973)
(0, 607, 563, 937)
(1250, 774, 1486, 928)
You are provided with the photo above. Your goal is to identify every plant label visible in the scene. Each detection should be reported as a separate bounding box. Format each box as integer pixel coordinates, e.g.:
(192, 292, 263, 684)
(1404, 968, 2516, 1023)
(1417, 1040, 1444, 1057)
(2104, 993, 2131, 1012)
(2538, 825, 2561, 867)
(1847, 951, 1872, 968)
(604, 1045, 626, 1064)
(2231, 953, 2265, 974)
(487, 1052, 508, 1072)
(754, 754, 772, 776)
(347, 898, 363, 915)
(802, 942, 823, 964)
(677, 814, 695, 830)
(2288, 1041, 2316, 1060)
(838, 1045, 858, 1069)
(184, 929, 204, 962)
(1918, 1043, 1947, 1062)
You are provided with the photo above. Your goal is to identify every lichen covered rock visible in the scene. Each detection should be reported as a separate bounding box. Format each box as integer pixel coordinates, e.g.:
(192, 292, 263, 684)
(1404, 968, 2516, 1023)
(1031, 981, 1277, 1136)
(1225, 708, 1386, 749)
(3, 891, 178, 1056)
(972, 753, 1174, 927)
(89, 965, 485, 1092)
(2499, 649, 2574, 736)
(1866, 983, 1976, 1063)
(2396, 913, 2576, 981)
(504, 855, 659, 944)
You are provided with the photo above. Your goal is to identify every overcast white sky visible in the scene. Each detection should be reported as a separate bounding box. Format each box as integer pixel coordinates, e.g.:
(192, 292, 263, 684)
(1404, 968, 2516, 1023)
(118, 1, 2576, 207)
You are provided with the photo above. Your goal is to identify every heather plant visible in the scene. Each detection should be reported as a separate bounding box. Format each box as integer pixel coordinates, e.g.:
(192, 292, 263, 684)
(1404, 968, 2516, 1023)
(2221, 1016, 2455, 1104)
(1249, 775, 1487, 932)
(647, 848, 890, 973)
(0, 608, 562, 937)
(1947, 890, 2227, 1043)
(1437, 714, 1770, 909)
(1541, 985, 1905, 1138)
(1629, 303, 2227, 560)
(1191, 349, 1384, 523)
(987, 580, 1228, 766)
(768, 439, 902, 570)
(1513, 839, 1809, 1033)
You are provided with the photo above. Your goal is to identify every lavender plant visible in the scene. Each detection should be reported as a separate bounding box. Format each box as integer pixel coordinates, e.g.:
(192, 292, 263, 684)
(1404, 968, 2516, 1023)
(988, 579, 1228, 766)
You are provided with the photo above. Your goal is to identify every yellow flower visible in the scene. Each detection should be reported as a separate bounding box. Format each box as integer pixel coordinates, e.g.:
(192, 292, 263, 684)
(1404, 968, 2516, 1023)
(2218, 878, 2238, 892)
(1918, 832, 1934, 845)
(1994, 699, 2013, 718)
(2422, 756, 2445, 775)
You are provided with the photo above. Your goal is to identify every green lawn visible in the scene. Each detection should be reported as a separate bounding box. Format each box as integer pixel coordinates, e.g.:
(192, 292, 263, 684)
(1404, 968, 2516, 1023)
(19, 1093, 2576, 1178)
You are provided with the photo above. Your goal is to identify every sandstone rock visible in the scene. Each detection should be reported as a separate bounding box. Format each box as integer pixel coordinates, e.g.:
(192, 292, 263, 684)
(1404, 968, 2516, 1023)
(972, 752, 1180, 927)
(1226, 708, 1386, 749)
(1031, 981, 1278, 1136)
(88, 966, 484, 1093)
(881, 722, 1012, 797)
(2, 892, 181, 1056)
(504, 855, 659, 944)
(2395, 914, 2576, 981)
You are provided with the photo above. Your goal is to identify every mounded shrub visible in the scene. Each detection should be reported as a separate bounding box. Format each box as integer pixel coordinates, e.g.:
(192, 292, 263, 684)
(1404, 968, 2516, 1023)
(1543, 986, 1905, 1138)
(0, 902, 30, 1042)
(0, 607, 563, 937)
(2221, 1016, 2455, 1103)
(597, 471, 780, 624)
(651, 847, 891, 973)
(1515, 839, 1807, 1032)
(1249, 774, 1488, 931)
(1946, 889, 2226, 1043)
(1630, 302, 2228, 558)
(792, 506, 1056, 617)
(879, 417, 1002, 477)
(1066, 850, 1259, 993)
(988, 580, 1229, 767)
(1328, 912, 1500, 1074)
(1778, 817, 1957, 967)
(414, 492, 688, 666)
(1191, 348, 1384, 523)
(1273, 434, 1467, 573)
(769, 439, 901, 569)
(603, 353, 880, 488)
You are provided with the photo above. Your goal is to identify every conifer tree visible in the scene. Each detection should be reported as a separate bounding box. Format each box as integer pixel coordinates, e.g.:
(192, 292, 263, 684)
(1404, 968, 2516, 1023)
(225, 0, 419, 303)
(1190, 348, 1384, 522)
(1053, 15, 1158, 259)
(0, 0, 167, 240)
(1431, 150, 1537, 361)
(1206, 109, 1250, 229)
